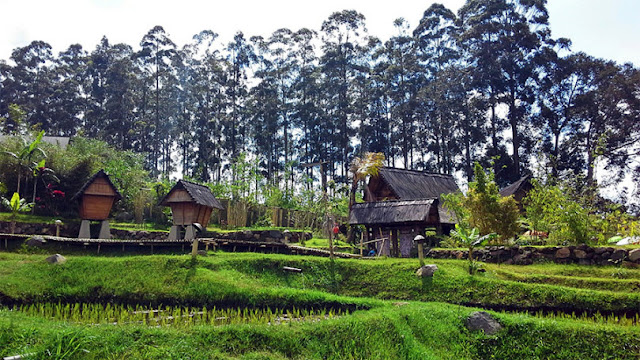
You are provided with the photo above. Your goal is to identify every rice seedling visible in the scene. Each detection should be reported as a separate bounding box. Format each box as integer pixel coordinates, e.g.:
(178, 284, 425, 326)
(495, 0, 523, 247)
(8, 303, 351, 329)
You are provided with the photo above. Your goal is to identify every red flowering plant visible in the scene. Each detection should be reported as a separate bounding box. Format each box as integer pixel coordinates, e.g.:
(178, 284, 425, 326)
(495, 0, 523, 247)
(31, 161, 62, 215)
(37, 185, 65, 216)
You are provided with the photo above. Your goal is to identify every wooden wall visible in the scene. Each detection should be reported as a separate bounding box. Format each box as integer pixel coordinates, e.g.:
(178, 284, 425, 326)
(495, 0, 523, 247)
(79, 195, 115, 220)
(78, 177, 118, 220)
(165, 189, 214, 227)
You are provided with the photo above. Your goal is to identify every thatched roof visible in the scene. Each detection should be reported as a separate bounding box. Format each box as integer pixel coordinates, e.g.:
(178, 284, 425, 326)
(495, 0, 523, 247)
(160, 180, 224, 210)
(377, 168, 460, 200)
(0, 135, 71, 149)
(499, 175, 531, 197)
(349, 199, 436, 225)
(71, 169, 123, 201)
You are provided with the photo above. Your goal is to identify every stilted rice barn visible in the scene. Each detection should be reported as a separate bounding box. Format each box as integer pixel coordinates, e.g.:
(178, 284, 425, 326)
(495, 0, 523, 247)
(349, 167, 460, 257)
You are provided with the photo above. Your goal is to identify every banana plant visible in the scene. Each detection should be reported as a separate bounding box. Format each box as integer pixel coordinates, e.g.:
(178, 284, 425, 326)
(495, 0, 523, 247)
(31, 159, 59, 213)
(450, 224, 496, 274)
(3, 130, 46, 196)
(1, 192, 33, 234)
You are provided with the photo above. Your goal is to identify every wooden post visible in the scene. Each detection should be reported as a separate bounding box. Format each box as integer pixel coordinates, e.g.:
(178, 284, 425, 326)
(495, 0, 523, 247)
(328, 236, 334, 259)
(360, 229, 365, 257)
(391, 229, 399, 258)
(191, 239, 198, 257)
(417, 242, 425, 267)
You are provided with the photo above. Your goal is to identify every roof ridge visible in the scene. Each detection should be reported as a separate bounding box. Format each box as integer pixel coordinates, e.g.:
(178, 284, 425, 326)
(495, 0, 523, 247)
(71, 169, 122, 201)
(178, 179, 209, 187)
(381, 167, 454, 177)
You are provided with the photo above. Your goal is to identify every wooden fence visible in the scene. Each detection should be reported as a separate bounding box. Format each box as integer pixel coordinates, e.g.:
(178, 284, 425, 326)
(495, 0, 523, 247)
(214, 199, 344, 230)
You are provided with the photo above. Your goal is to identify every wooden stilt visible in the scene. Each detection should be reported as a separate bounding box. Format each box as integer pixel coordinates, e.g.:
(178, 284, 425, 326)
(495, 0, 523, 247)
(97, 244, 101, 254)
(391, 229, 399, 258)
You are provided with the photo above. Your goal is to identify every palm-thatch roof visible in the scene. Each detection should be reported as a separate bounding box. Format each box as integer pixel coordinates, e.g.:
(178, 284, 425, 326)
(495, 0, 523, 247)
(71, 169, 122, 201)
(499, 175, 532, 197)
(160, 180, 224, 210)
(0, 135, 71, 149)
(349, 199, 437, 225)
(376, 167, 460, 200)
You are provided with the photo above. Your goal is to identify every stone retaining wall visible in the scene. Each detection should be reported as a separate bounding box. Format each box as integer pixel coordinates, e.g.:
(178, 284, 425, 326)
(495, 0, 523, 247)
(428, 244, 640, 266)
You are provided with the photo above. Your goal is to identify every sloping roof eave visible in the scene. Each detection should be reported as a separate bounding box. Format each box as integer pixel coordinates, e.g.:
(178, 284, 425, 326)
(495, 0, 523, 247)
(71, 169, 123, 201)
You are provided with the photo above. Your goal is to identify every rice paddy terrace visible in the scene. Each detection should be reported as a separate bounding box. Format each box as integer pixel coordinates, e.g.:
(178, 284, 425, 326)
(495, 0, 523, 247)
(1, 251, 639, 359)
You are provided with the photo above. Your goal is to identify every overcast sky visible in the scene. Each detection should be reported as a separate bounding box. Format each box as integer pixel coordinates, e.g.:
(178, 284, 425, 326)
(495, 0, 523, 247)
(2, 0, 639, 66)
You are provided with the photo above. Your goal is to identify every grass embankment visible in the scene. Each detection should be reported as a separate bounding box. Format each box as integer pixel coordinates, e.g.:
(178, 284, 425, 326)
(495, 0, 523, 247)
(215, 254, 640, 314)
(2, 252, 640, 313)
(0, 252, 639, 359)
(2, 301, 638, 359)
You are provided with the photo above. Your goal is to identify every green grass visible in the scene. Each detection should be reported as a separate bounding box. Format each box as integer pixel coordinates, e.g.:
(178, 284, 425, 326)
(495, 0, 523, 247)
(303, 237, 353, 249)
(1, 252, 640, 359)
(1, 252, 640, 312)
(1, 301, 638, 359)
(0, 212, 73, 225)
(110, 220, 170, 232)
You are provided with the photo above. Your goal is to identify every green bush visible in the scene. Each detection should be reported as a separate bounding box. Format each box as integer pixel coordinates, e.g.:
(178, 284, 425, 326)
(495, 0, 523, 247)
(523, 180, 593, 244)
(443, 163, 520, 242)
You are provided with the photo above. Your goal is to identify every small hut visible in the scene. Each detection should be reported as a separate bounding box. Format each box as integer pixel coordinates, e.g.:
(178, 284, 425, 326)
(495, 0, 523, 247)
(349, 167, 460, 257)
(160, 180, 224, 240)
(72, 169, 122, 239)
(499, 175, 533, 211)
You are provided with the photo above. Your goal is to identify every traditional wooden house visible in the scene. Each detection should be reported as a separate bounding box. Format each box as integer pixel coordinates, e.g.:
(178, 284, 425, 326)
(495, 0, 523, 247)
(160, 180, 224, 240)
(499, 175, 533, 211)
(349, 167, 460, 257)
(72, 169, 122, 239)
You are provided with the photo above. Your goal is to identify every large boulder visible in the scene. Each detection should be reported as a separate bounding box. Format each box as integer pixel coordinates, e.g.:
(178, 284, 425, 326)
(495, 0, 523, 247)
(25, 236, 45, 247)
(416, 264, 438, 277)
(465, 311, 502, 335)
(555, 247, 571, 259)
(628, 248, 640, 262)
(611, 249, 627, 262)
(45, 254, 66, 264)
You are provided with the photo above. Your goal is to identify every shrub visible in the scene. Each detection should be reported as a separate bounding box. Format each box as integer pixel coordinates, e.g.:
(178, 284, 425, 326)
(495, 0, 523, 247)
(443, 163, 520, 242)
(523, 180, 593, 244)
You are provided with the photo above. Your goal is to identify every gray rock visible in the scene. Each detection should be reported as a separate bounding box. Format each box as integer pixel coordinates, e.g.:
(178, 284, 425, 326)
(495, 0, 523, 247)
(197, 250, 208, 256)
(594, 247, 608, 255)
(416, 264, 438, 277)
(574, 249, 587, 259)
(555, 247, 571, 259)
(45, 254, 66, 264)
(25, 236, 45, 247)
(465, 311, 502, 335)
(267, 230, 283, 239)
(242, 230, 253, 239)
(611, 249, 627, 261)
(628, 248, 640, 262)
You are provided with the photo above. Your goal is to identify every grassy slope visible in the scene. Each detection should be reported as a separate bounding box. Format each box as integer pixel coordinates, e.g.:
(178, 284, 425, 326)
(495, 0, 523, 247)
(0, 252, 639, 359)
(1, 302, 638, 360)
